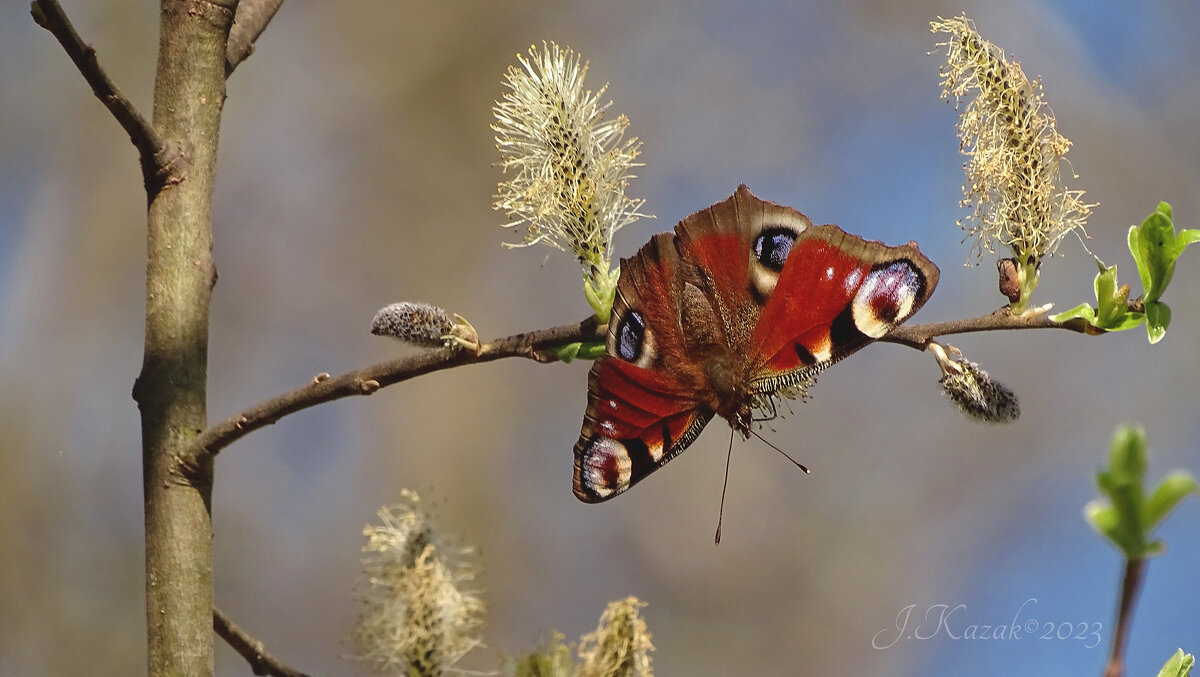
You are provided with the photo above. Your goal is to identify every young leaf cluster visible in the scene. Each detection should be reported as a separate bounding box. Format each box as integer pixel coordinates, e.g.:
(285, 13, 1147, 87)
(1085, 425, 1197, 559)
(1055, 203, 1200, 343)
(1158, 649, 1196, 677)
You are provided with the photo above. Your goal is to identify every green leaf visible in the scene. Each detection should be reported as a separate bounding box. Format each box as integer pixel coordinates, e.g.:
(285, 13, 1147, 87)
(1088, 425, 1198, 558)
(575, 342, 607, 360)
(551, 342, 583, 363)
(1110, 424, 1148, 485)
(1049, 261, 1144, 332)
(1130, 223, 1150, 297)
(1093, 264, 1149, 331)
(549, 340, 606, 363)
(1143, 472, 1199, 531)
(1090, 425, 1150, 557)
(1121, 201, 1197, 342)
(1094, 263, 1127, 327)
(1108, 312, 1147, 332)
(1051, 303, 1096, 324)
(1175, 228, 1200, 258)
(1157, 648, 1195, 677)
(1091, 461, 1144, 555)
(1128, 201, 1197, 307)
(1083, 501, 1119, 535)
(1134, 207, 1177, 303)
(1146, 300, 1171, 344)
(1084, 501, 1138, 554)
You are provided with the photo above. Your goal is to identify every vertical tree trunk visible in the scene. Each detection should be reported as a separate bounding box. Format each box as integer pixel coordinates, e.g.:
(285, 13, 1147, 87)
(133, 1, 237, 675)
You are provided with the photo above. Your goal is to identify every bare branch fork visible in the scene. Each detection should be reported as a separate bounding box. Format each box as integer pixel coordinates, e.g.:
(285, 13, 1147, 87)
(30, 0, 180, 192)
(31, 0, 285, 192)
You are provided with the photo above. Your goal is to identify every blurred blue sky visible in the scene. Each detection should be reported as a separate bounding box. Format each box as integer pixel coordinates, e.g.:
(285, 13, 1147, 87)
(2, 1, 1197, 675)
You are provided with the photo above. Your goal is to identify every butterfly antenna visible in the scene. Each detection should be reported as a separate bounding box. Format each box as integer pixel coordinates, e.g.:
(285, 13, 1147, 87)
(715, 427, 735, 545)
(749, 429, 811, 474)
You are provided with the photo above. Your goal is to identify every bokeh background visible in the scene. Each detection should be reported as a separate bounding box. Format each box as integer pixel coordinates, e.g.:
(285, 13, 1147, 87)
(2, 1, 1198, 675)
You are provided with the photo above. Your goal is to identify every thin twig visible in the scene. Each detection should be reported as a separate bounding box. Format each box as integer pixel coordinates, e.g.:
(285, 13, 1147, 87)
(178, 316, 603, 471)
(179, 307, 1100, 472)
(214, 606, 311, 677)
(30, 0, 183, 192)
(225, 0, 286, 76)
(1103, 557, 1146, 677)
(881, 305, 1091, 349)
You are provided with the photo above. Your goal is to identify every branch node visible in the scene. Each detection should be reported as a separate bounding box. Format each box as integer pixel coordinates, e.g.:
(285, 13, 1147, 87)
(146, 144, 189, 193)
(313, 372, 331, 384)
(359, 379, 381, 394)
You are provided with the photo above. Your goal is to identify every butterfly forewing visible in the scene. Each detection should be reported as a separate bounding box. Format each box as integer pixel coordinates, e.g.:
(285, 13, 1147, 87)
(749, 226, 938, 388)
(674, 186, 815, 355)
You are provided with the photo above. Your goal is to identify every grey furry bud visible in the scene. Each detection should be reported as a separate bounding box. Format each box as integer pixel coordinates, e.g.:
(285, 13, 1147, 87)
(940, 360, 1020, 423)
(371, 302, 455, 347)
(929, 343, 1020, 423)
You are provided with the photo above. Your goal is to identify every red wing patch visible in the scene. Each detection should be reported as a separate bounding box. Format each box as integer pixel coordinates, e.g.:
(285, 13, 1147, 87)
(573, 356, 710, 502)
(751, 237, 870, 370)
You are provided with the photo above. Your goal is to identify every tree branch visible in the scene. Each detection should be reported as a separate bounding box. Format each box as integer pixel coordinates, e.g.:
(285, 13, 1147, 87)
(179, 316, 603, 470)
(225, 0, 285, 76)
(180, 306, 1104, 471)
(1103, 557, 1146, 677)
(30, 0, 183, 194)
(134, 1, 238, 675)
(881, 305, 1092, 350)
(214, 606, 311, 677)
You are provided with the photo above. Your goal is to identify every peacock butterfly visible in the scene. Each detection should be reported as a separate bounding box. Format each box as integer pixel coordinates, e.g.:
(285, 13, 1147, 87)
(573, 185, 940, 502)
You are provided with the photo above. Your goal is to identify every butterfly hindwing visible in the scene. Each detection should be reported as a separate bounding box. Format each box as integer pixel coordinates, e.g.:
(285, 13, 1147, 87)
(573, 233, 712, 502)
(573, 357, 712, 502)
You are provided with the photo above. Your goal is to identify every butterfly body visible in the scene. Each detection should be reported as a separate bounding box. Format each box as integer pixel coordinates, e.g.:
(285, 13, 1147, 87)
(573, 186, 939, 502)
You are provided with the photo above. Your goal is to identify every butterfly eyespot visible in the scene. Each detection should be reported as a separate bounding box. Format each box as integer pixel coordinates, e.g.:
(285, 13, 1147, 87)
(753, 227, 797, 271)
(578, 435, 633, 499)
(850, 260, 925, 338)
(616, 310, 646, 362)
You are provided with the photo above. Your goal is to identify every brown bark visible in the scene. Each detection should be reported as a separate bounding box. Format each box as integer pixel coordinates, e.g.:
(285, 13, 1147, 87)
(1103, 558, 1146, 677)
(132, 1, 237, 675)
